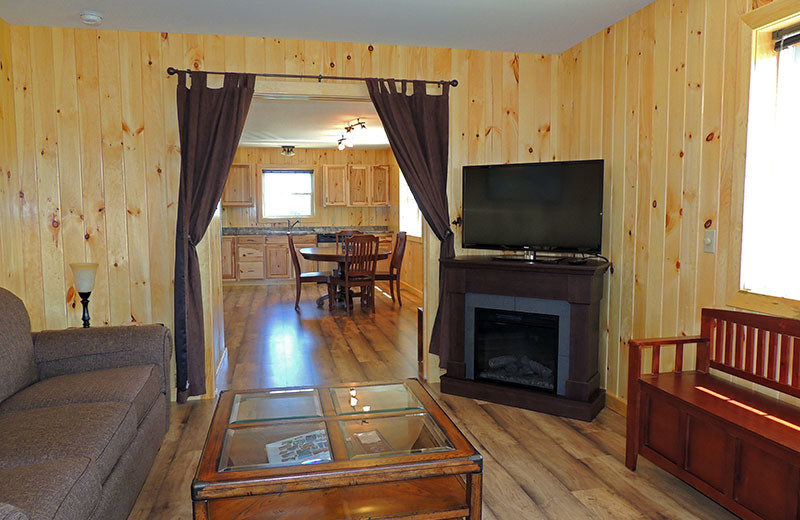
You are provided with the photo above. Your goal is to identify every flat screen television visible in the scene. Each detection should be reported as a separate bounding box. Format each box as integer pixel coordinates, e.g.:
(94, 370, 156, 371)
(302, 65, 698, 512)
(462, 159, 604, 254)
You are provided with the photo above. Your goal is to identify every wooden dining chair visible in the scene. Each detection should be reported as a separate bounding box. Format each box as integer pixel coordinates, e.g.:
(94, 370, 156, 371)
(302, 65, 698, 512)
(288, 233, 330, 311)
(375, 231, 407, 306)
(328, 234, 379, 313)
(335, 229, 363, 247)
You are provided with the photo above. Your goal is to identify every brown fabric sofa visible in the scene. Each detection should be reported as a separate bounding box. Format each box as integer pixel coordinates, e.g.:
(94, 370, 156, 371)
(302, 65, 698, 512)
(0, 288, 171, 520)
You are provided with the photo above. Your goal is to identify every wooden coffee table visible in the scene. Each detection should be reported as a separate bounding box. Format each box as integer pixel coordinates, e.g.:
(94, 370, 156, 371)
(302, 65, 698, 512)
(192, 379, 483, 519)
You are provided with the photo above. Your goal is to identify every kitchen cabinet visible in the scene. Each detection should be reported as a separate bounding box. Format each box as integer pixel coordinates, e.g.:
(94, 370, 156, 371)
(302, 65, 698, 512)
(323, 165, 347, 207)
(370, 165, 390, 206)
(346, 165, 370, 206)
(222, 164, 254, 207)
(222, 236, 236, 280)
(266, 236, 291, 279)
(325, 164, 391, 207)
(237, 236, 266, 280)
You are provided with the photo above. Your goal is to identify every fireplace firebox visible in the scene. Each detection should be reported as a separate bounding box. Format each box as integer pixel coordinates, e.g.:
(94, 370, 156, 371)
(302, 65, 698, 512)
(473, 308, 558, 392)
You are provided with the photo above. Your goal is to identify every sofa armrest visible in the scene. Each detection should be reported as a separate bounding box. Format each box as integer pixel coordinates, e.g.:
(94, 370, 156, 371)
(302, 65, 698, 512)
(33, 325, 172, 396)
(0, 503, 30, 520)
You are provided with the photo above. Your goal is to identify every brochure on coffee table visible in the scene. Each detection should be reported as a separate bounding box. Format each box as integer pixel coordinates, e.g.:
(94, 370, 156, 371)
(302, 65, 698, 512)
(265, 429, 331, 466)
(353, 429, 393, 454)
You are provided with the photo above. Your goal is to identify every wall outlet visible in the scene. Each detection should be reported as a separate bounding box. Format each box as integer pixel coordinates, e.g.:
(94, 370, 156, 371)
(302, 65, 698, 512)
(703, 229, 716, 253)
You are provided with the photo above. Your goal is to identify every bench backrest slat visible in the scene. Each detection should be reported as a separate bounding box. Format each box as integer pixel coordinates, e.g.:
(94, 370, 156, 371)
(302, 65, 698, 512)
(793, 337, 800, 388)
(703, 308, 800, 400)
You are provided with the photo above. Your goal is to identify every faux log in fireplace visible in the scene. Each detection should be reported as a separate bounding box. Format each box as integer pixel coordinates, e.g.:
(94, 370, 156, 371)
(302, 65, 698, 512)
(439, 256, 609, 421)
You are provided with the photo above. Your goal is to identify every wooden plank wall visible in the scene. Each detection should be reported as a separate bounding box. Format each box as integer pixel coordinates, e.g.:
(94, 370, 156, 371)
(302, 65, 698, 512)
(224, 146, 398, 229)
(0, 18, 19, 296)
(0, 23, 559, 392)
(400, 236, 424, 297)
(556, 0, 761, 401)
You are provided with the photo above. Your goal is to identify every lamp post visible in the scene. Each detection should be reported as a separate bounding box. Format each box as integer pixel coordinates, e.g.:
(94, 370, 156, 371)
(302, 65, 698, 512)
(70, 263, 98, 328)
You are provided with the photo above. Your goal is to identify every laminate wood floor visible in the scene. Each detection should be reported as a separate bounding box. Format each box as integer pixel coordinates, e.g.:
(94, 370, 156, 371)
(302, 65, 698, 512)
(130, 283, 737, 520)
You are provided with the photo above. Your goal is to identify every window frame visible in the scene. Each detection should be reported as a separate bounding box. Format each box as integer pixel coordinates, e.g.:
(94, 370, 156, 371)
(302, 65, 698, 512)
(257, 165, 318, 223)
(729, 0, 800, 319)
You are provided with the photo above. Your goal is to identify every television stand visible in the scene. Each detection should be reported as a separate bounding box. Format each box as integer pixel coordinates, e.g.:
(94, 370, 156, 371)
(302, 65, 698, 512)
(493, 251, 562, 264)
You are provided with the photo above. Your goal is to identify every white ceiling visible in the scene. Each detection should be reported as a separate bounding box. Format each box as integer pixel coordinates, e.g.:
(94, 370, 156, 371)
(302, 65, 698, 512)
(0, 0, 653, 54)
(240, 98, 389, 149)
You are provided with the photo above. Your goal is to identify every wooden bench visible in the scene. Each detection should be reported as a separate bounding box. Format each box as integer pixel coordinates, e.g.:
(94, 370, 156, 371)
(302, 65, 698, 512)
(626, 308, 800, 520)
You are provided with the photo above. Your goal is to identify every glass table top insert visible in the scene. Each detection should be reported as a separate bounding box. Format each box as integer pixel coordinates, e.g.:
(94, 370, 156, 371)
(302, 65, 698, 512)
(330, 383, 424, 415)
(229, 388, 323, 424)
(218, 382, 455, 472)
(339, 412, 453, 460)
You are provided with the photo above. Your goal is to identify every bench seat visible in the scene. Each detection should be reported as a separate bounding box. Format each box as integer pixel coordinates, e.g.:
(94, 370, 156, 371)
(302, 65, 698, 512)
(641, 371, 800, 454)
(627, 308, 800, 520)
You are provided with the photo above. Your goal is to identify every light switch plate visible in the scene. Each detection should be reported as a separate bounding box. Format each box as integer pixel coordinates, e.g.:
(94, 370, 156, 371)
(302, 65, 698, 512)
(703, 229, 716, 253)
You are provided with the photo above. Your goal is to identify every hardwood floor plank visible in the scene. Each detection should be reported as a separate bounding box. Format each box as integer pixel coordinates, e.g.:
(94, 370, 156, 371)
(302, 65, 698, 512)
(130, 284, 737, 520)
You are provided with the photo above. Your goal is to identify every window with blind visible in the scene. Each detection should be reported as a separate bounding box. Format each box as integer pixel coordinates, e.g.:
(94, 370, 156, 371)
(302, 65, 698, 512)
(260, 169, 314, 219)
(740, 19, 800, 301)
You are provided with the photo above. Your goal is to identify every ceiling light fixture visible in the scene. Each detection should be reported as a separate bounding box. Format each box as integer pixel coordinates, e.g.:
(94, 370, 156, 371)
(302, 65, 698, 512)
(337, 137, 346, 151)
(281, 145, 296, 157)
(79, 9, 104, 26)
(345, 118, 367, 135)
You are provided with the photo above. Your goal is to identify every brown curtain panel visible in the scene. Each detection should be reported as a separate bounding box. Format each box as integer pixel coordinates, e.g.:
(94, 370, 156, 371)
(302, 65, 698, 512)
(366, 78, 453, 367)
(174, 71, 254, 402)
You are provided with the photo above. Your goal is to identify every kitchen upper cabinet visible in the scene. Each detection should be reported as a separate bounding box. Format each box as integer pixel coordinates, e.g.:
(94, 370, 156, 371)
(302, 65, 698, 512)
(329, 164, 391, 207)
(222, 236, 236, 280)
(370, 165, 390, 206)
(222, 164, 254, 207)
(346, 165, 370, 207)
(323, 165, 347, 207)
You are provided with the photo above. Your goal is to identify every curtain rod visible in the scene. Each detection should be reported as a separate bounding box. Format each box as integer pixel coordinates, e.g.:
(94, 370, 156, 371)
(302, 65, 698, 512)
(165, 67, 458, 87)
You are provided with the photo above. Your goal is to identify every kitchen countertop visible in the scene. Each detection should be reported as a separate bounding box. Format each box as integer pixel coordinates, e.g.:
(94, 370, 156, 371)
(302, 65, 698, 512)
(222, 226, 390, 236)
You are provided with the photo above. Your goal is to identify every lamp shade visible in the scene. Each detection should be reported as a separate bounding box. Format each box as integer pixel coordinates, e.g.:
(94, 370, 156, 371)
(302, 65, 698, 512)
(70, 263, 98, 293)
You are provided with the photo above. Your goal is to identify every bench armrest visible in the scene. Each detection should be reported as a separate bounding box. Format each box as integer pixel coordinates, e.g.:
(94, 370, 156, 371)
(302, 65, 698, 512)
(32, 325, 172, 395)
(625, 334, 708, 471)
(629, 335, 708, 349)
(629, 335, 709, 376)
(0, 503, 30, 520)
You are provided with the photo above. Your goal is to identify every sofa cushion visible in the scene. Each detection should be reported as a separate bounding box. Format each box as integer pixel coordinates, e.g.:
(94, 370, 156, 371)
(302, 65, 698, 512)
(0, 289, 37, 403)
(0, 502, 30, 520)
(0, 457, 101, 520)
(0, 365, 161, 426)
(0, 402, 136, 482)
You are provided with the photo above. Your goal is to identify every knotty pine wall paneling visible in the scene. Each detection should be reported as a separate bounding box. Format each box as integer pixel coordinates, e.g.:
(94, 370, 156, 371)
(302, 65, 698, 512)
(0, 23, 560, 392)
(0, 18, 20, 301)
(556, 0, 758, 402)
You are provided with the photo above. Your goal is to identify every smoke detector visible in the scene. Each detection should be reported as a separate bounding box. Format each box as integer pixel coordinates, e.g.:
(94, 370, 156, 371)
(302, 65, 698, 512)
(79, 10, 104, 26)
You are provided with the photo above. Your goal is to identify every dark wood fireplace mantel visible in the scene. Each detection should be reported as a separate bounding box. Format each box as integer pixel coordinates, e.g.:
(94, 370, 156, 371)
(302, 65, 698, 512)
(439, 255, 609, 421)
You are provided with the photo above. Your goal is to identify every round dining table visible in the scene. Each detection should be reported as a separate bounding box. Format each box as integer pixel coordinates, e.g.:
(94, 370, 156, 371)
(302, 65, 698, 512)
(299, 246, 392, 308)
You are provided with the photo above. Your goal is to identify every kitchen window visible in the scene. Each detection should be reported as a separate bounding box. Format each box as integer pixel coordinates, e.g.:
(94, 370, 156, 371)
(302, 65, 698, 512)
(261, 168, 314, 219)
